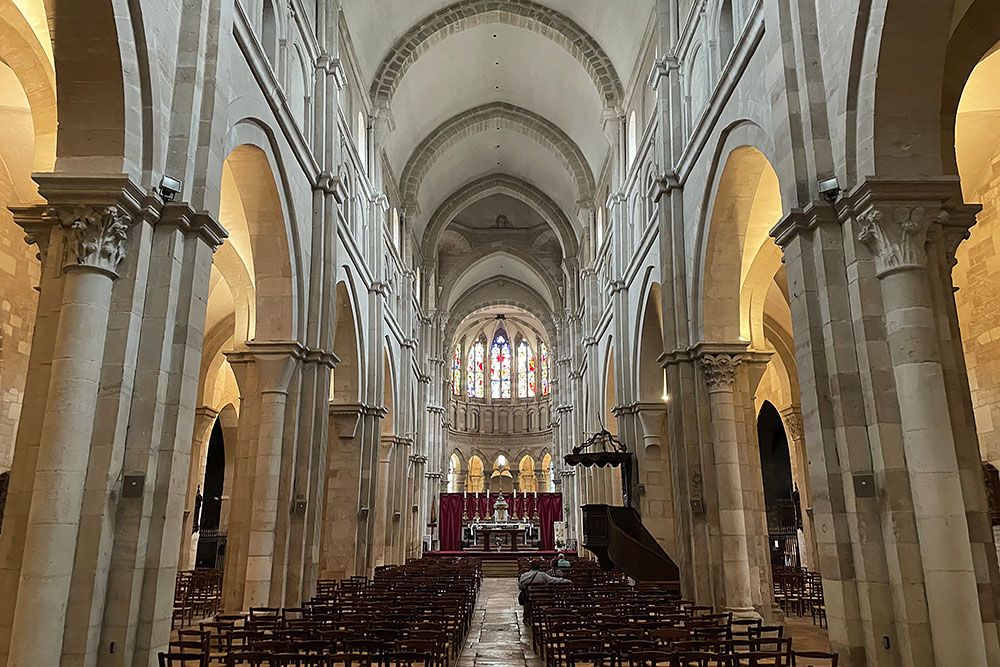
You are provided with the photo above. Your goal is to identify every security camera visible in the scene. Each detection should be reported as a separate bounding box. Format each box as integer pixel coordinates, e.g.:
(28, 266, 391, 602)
(817, 177, 841, 202)
(157, 175, 183, 203)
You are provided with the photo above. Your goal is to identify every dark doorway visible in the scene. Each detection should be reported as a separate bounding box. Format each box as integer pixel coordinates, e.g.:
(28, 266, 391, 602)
(195, 420, 226, 569)
(757, 401, 799, 566)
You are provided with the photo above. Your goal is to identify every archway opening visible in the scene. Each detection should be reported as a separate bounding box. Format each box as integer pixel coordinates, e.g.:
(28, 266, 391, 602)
(195, 421, 227, 569)
(0, 2, 56, 474)
(467, 456, 485, 493)
(756, 401, 799, 568)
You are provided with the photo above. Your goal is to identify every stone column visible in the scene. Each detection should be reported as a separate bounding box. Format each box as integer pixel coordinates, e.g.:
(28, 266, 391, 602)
(697, 350, 758, 618)
(855, 193, 991, 666)
(320, 403, 363, 580)
(8, 198, 138, 667)
(226, 342, 302, 609)
(636, 403, 675, 552)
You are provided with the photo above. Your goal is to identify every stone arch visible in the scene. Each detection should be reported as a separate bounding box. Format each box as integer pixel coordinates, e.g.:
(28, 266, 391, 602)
(635, 279, 664, 402)
(49, 0, 151, 176)
(218, 140, 298, 342)
(694, 132, 785, 346)
(852, 0, 1000, 179)
(438, 246, 562, 314)
(198, 315, 237, 409)
(382, 345, 396, 436)
(332, 279, 364, 403)
(445, 283, 558, 347)
(422, 174, 579, 259)
(717, 0, 736, 65)
(400, 102, 595, 210)
(0, 2, 55, 173)
(604, 342, 617, 435)
(369, 0, 623, 109)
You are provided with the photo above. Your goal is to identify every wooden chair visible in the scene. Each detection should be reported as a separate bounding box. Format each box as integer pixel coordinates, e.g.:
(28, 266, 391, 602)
(791, 651, 838, 667)
(158, 652, 209, 667)
(566, 652, 617, 667)
(627, 650, 675, 667)
(673, 652, 735, 666)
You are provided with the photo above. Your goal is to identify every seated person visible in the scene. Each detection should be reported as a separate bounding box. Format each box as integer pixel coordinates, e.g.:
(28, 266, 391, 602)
(518, 559, 569, 591)
(555, 552, 571, 569)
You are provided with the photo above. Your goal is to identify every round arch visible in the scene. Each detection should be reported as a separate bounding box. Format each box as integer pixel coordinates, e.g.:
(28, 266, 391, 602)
(332, 279, 364, 403)
(400, 102, 595, 211)
(438, 248, 562, 313)
(422, 174, 579, 258)
(694, 139, 785, 346)
(368, 0, 623, 110)
(217, 142, 297, 342)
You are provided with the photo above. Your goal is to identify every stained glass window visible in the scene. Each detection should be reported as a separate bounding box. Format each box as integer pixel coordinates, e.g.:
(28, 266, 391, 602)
(466, 336, 485, 398)
(490, 328, 511, 399)
(451, 344, 463, 396)
(517, 338, 536, 398)
(540, 342, 550, 396)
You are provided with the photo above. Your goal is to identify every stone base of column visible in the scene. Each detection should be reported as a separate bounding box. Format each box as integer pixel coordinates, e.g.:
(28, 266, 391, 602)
(726, 606, 762, 621)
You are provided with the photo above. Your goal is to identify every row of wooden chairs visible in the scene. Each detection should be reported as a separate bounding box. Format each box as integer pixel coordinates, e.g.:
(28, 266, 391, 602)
(521, 559, 837, 667)
(173, 569, 224, 629)
(159, 557, 481, 667)
(771, 568, 826, 628)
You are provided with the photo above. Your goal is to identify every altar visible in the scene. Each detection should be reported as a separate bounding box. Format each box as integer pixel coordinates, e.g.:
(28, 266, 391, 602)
(462, 493, 538, 551)
(435, 491, 563, 552)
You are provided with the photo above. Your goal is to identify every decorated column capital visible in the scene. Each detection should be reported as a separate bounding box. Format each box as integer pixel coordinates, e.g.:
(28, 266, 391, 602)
(855, 206, 942, 278)
(698, 354, 742, 391)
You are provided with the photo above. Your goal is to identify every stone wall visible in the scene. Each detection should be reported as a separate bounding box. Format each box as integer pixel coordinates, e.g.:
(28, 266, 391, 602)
(0, 200, 39, 472)
(956, 152, 1000, 465)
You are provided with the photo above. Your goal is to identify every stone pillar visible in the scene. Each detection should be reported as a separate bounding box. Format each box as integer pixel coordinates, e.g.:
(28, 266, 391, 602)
(7, 193, 139, 667)
(772, 183, 1000, 665)
(636, 403, 675, 552)
(854, 189, 992, 666)
(320, 403, 363, 580)
(224, 342, 302, 610)
(697, 350, 758, 618)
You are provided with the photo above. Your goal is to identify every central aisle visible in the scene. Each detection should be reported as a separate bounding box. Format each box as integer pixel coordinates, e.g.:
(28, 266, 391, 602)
(458, 578, 543, 667)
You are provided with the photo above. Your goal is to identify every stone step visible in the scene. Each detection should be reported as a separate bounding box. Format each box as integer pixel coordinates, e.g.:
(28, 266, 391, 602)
(480, 560, 519, 578)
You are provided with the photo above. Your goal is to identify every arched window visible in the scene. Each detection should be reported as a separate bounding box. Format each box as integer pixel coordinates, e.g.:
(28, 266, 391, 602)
(451, 344, 463, 396)
(490, 328, 512, 399)
(467, 456, 485, 493)
(539, 341, 551, 396)
(542, 453, 554, 492)
(595, 207, 605, 251)
(261, 0, 278, 65)
(447, 454, 460, 493)
(516, 338, 536, 398)
(519, 456, 536, 493)
(626, 110, 638, 168)
(391, 207, 401, 249)
(719, 0, 735, 64)
(466, 335, 486, 399)
(356, 111, 367, 170)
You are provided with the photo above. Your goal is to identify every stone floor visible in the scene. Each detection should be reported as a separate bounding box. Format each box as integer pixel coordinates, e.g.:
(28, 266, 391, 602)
(458, 578, 543, 666)
(457, 578, 832, 666)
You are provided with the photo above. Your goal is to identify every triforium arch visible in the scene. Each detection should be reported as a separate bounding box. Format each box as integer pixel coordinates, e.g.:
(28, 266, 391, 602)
(368, 0, 623, 111)
(400, 102, 596, 210)
(422, 174, 580, 259)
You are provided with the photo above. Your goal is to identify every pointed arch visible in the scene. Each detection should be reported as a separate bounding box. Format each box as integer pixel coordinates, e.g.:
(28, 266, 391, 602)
(490, 326, 512, 400)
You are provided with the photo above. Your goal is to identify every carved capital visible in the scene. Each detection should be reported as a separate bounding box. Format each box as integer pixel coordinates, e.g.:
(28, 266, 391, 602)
(698, 354, 741, 391)
(56, 204, 133, 276)
(780, 407, 804, 445)
(856, 205, 942, 277)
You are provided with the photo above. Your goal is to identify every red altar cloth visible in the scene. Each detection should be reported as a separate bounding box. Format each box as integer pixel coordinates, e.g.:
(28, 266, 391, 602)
(437, 492, 563, 552)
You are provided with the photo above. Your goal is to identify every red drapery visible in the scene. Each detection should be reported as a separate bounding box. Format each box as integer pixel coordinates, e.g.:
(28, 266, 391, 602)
(437, 492, 563, 551)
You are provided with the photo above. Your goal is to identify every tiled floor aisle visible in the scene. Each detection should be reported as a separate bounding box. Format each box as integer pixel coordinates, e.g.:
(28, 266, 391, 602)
(458, 578, 542, 667)
(458, 578, 832, 665)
